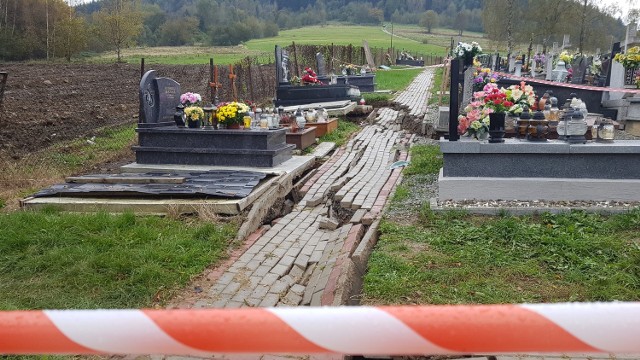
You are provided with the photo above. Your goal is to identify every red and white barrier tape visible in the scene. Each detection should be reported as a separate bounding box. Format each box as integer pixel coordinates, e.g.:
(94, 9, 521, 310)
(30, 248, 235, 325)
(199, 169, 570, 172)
(496, 72, 640, 94)
(1, 303, 639, 356)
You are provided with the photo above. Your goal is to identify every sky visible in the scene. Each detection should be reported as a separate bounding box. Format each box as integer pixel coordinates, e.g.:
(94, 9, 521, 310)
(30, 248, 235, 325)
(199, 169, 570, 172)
(598, 0, 639, 23)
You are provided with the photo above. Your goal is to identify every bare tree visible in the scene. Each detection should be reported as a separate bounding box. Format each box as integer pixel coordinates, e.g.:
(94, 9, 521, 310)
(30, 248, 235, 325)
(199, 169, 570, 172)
(94, 0, 142, 62)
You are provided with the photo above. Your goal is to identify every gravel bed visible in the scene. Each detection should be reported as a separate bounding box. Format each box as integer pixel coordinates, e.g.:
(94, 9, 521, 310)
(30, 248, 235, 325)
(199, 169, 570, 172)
(438, 199, 640, 209)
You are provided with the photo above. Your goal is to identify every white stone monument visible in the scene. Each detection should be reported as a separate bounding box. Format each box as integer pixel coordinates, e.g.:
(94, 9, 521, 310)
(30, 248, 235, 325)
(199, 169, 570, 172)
(508, 56, 516, 73)
(545, 55, 555, 80)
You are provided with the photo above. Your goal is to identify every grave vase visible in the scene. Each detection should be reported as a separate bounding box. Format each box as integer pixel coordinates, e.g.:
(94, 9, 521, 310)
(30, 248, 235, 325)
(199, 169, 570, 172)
(462, 54, 474, 68)
(227, 123, 242, 130)
(174, 106, 185, 127)
(488, 112, 506, 143)
(187, 119, 201, 128)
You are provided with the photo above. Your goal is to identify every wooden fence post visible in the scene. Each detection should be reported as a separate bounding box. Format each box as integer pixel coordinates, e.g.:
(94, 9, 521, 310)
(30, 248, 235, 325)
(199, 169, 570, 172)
(438, 58, 450, 106)
(246, 57, 255, 102)
(0, 72, 7, 108)
(292, 41, 301, 78)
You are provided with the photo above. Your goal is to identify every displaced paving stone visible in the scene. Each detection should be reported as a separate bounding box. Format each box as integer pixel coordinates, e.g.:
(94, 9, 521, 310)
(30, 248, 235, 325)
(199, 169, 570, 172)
(318, 216, 340, 230)
(290, 284, 306, 296)
(259, 293, 280, 307)
(281, 290, 303, 306)
(259, 273, 279, 287)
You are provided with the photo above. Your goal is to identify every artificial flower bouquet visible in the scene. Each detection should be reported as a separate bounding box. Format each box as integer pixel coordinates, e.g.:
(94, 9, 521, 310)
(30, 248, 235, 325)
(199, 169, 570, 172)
(559, 51, 573, 64)
(472, 67, 500, 92)
(457, 99, 492, 140)
(341, 63, 358, 75)
(184, 105, 204, 125)
(502, 82, 536, 115)
(454, 41, 482, 60)
(614, 46, 640, 69)
(481, 85, 514, 114)
(216, 101, 250, 126)
(180, 92, 202, 106)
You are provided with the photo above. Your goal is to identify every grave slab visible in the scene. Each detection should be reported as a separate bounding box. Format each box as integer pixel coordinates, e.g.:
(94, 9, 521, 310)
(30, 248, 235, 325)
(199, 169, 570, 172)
(286, 127, 317, 150)
(134, 127, 294, 168)
(305, 118, 338, 137)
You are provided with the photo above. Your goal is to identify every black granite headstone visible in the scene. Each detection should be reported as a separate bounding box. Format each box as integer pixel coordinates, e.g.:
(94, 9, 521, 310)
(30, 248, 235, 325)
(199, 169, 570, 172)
(316, 52, 327, 77)
(139, 70, 181, 128)
(571, 57, 587, 84)
(275, 45, 290, 85)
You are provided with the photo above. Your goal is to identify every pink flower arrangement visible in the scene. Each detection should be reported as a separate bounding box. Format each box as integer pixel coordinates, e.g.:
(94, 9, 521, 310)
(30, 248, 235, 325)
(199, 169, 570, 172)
(180, 92, 202, 106)
(458, 99, 494, 139)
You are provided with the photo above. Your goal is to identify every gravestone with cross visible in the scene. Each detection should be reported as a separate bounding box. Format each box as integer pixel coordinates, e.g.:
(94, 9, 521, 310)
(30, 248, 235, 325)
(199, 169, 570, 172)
(316, 52, 327, 77)
(139, 70, 181, 128)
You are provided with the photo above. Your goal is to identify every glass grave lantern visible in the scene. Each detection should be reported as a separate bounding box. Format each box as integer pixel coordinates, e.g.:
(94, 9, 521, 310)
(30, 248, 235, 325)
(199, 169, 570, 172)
(597, 119, 615, 142)
(557, 109, 587, 144)
(203, 105, 216, 129)
(526, 110, 548, 142)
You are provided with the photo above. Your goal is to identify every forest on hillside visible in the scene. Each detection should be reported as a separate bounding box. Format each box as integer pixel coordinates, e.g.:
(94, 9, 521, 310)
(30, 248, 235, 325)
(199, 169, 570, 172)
(0, 0, 633, 61)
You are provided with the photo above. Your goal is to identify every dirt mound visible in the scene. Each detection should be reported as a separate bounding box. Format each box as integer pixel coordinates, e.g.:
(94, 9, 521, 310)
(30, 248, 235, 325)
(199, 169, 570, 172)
(0, 63, 213, 161)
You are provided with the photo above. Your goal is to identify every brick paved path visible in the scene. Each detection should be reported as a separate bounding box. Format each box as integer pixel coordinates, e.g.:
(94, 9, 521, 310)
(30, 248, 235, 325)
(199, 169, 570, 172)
(157, 68, 435, 359)
(173, 68, 435, 312)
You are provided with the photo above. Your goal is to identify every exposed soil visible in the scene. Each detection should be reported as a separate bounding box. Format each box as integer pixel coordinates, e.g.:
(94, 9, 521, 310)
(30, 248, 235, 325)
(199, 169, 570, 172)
(0, 63, 216, 161)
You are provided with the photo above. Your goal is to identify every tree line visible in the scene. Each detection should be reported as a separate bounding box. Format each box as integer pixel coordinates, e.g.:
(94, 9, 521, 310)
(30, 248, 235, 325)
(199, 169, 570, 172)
(0, 0, 635, 62)
(482, 0, 632, 55)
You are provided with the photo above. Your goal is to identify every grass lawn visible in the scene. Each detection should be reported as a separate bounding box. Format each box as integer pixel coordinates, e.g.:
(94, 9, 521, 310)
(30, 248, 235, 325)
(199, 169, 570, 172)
(0, 209, 237, 310)
(429, 66, 449, 106)
(317, 119, 361, 147)
(0, 124, 137, 211)
(88, 24, 448, 65)
(362, 145, 640, 305)
(363, 67, 424, 104)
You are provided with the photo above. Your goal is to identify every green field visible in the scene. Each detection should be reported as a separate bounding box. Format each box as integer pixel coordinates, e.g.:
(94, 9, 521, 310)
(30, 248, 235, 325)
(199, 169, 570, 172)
(91, 24, 451, 65)
(245, 24, 445, 55)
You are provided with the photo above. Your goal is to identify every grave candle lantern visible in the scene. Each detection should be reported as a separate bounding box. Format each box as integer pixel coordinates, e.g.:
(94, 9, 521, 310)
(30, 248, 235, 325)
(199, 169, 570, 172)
(526, 110, 548, 142)
(203, 106, 215, 129)
(557, 109, 587, 144)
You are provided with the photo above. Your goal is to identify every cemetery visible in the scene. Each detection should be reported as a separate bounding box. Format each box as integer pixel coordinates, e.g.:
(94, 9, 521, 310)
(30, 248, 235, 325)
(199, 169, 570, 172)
(1, 13, 640, 357)
(434, 23, 640, 210)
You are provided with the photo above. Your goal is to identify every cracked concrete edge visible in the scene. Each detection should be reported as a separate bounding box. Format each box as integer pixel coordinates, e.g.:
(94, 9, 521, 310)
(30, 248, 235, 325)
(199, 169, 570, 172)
(235, 172, 294, 242)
